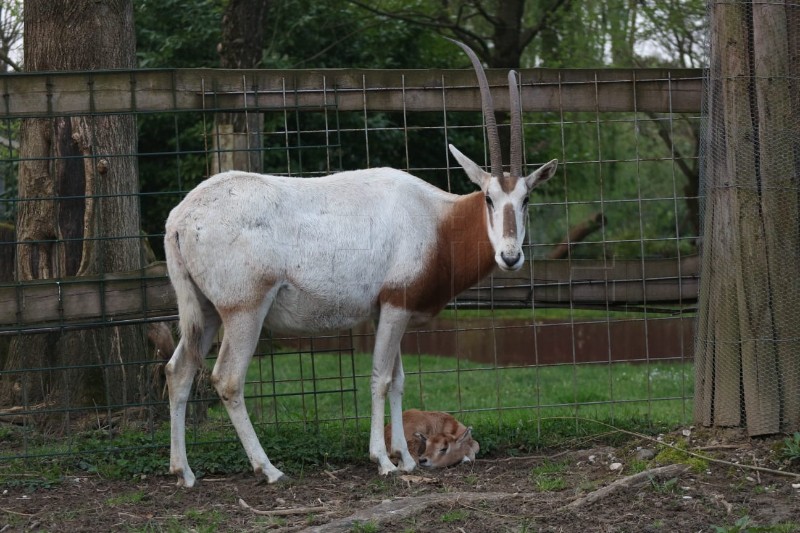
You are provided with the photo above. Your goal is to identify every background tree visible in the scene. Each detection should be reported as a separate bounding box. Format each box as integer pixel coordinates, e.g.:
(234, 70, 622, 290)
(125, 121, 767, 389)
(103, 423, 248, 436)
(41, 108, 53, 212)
(347, 0, 571, 167)
(1, 0, 150, 432)
(132, 0, 706, 261)
(347, 0, 572, 69)
(343, 0, 705, 257)
(211, 0, 270, 173)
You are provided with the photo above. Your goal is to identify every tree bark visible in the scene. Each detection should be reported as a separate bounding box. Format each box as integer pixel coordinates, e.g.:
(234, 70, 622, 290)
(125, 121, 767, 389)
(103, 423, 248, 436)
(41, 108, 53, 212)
(211, 0, 270, 174)
(695, 0, 800, 435)
(1, 0, 151, 433)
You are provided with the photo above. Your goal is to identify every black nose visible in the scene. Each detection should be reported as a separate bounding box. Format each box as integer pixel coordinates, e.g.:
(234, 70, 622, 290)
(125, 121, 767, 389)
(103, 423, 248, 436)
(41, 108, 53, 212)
(501, 252, 520, 267)
(419, 457, 428, 465)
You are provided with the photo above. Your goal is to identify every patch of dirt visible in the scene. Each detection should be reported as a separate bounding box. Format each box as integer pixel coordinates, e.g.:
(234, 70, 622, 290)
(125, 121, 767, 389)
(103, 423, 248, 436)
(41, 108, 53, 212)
(2, 428, 799, 532)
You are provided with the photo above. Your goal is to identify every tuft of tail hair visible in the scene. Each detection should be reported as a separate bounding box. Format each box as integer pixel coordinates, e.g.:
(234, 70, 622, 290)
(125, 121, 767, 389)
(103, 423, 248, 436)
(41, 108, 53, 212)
(164, 229, 206, 368)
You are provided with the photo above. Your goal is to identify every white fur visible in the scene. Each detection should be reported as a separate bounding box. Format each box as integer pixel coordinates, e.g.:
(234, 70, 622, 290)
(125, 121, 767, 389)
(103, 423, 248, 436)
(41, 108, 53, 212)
(164, 155, 557, 487)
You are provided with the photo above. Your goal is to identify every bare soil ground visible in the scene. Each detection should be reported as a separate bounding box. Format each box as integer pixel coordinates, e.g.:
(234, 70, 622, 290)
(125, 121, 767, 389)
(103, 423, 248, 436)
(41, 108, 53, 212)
(2, 428, 799, 532)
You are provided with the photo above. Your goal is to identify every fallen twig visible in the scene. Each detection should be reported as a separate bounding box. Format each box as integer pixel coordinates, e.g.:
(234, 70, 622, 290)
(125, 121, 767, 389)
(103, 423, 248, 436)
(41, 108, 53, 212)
(562, 464, 690, 510)
(0, 507, 36, 517)
(694, 445, 741, 451)
(238, 498, 327, 516)
(302, 492, 529, 533)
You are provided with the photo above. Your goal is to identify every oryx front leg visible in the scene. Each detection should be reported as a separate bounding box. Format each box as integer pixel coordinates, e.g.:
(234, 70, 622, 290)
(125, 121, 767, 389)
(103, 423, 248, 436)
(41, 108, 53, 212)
(213, 306, 286, 484)
(388, 352, 415, 472)
(370, 305, 411, 476)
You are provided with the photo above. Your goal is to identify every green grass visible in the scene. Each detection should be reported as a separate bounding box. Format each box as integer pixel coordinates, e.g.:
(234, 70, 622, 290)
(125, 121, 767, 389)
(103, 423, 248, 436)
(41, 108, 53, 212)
(529, 460, 569, 491)
(1, 351, 693, 484)
(236, 351, 693, 431)
(653, 438, 708, 473)
(187, 351, 692, 471)
(440, 509, 469, 523)
(438, 307, 682, 321)
(712, 516, 800, 533)
(106, 490, 146, 506)
(780, 432, 800, 463)
(350, 521, 379, 532)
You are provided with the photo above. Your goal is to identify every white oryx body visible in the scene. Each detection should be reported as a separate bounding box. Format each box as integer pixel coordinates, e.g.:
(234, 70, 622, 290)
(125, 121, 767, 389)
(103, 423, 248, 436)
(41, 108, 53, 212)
(164, 40, 558, 488)
(170, 168, 448, 333)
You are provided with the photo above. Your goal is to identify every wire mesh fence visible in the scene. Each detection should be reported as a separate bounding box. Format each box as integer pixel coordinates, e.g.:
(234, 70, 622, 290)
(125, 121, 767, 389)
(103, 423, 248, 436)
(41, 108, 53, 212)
(0, 67, 702, 462)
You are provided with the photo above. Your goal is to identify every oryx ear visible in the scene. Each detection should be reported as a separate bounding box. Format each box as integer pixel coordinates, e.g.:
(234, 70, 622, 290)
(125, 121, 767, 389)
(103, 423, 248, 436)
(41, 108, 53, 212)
(524, 159, 558, 191)
(456, 427, 473, 443)
(449, 144, 491, 190)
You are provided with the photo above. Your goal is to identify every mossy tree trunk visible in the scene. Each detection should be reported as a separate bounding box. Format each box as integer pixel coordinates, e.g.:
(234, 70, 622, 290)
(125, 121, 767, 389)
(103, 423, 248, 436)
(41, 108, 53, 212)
(0, 0, 151, 433)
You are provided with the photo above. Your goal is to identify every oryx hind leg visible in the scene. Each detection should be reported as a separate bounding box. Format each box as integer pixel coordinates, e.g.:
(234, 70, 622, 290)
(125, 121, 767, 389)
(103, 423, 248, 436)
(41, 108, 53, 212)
(212, 290, 285, 483)
(166, 304, 221, 488)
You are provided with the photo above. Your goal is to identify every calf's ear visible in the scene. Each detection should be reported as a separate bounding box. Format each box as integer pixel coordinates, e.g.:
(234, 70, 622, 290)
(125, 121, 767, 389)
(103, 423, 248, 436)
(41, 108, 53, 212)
(456, 427, 473, 444)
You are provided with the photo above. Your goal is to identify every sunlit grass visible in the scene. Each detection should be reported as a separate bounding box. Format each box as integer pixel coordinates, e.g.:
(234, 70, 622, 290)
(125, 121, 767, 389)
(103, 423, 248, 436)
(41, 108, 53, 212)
(238, 351, 693, 433)
(1, 350, 693, 482)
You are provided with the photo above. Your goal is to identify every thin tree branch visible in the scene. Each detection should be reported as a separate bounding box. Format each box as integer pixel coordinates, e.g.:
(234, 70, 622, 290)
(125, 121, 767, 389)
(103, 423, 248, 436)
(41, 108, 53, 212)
(644, 110, 696, 182)
(239, 498, 328, 516)
(290, 21, 384, 68)
(0, 48, 20, 71)
(0, 135, 19, 149)
(471, 1, 501, 26)
(346, 0, 453, 31)
(519, 0, 571, 50)
(345, 0, 490, 62)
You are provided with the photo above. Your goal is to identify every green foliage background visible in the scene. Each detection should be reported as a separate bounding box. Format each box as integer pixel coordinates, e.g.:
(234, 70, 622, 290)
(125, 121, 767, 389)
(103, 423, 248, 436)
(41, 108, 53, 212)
(131, 0, 705, 260)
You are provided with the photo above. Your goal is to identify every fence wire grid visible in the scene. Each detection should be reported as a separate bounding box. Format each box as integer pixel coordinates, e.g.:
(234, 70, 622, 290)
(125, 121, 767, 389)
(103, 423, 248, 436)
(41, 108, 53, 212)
(0, 67, 701, 462)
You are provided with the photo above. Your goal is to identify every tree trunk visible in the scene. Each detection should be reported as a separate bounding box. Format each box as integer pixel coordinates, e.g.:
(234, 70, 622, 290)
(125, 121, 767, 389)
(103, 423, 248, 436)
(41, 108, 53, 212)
(1, 0, 151, 433)
(695, 0, 800, 435)
(211, 0, 270, 174)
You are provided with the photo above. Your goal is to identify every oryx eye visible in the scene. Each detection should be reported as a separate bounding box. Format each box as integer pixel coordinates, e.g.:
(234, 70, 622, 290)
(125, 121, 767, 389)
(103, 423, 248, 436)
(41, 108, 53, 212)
(485, 195, 494, 210)
(439, 447, 449, 455)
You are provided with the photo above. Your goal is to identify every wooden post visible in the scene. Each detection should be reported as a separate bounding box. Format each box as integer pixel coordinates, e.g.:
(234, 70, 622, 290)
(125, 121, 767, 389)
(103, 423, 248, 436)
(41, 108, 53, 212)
(695, 0, 799, 435)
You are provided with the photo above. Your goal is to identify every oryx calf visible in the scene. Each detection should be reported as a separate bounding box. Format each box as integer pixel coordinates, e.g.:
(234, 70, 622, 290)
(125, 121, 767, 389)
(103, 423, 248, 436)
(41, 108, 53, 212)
(384, 409, 480, 468)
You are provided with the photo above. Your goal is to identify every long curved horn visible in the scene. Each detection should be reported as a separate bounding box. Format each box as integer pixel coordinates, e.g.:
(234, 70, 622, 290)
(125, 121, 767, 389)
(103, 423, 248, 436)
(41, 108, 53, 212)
(508, 70, 522, 177)
(448, 38, 503, 179)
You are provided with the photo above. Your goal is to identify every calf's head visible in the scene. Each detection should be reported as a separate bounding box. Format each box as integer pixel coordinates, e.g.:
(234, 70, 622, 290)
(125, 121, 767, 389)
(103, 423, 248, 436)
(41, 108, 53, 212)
(414, 427, 478, 468)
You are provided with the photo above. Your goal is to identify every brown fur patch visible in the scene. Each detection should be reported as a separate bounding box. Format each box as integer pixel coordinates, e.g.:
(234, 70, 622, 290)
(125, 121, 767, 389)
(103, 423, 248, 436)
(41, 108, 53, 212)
(380, 192, 495, 315)
(502, 203, 517, 239)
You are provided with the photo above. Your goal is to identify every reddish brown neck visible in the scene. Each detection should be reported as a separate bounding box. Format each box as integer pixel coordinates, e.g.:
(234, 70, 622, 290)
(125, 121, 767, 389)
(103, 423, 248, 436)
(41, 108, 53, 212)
(438, 191, 496, 300)
(379, 191, 496, 316)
